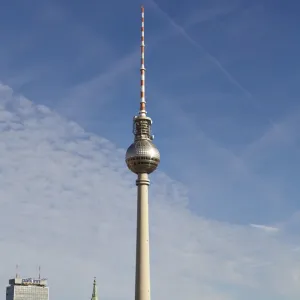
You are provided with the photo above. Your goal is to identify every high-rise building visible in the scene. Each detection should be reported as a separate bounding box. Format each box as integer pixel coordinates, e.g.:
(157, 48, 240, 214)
(91, 277, 98, 300)
(6, 277, 49, 300)
(125, 6, 160, 300)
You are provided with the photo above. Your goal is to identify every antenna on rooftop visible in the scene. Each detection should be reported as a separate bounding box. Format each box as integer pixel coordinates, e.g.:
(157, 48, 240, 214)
(15, 264, 19, 278)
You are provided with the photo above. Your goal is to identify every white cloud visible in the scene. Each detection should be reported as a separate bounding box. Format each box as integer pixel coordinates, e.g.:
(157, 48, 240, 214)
(0, 83, 299, 300)
(250, 224, 279, 233)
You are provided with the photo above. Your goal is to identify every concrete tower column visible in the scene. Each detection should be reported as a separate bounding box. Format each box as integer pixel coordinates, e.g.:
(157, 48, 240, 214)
(135, 173, 150, 300)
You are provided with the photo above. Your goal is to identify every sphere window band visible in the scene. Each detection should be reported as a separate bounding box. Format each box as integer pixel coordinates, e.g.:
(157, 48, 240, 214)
(126, 156, 160, 174)
(127, 156, 159, 162)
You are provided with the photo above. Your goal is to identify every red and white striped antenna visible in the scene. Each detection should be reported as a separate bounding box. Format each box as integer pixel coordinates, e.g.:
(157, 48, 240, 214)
(139, 5, 146, 117)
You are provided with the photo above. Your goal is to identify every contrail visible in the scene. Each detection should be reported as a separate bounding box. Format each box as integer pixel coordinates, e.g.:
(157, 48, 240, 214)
(147, 0, 275, 125)
(148, 0, 252, 98)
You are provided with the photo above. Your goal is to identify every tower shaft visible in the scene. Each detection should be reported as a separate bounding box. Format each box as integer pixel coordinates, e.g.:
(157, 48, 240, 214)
(135, 173, 150, 300)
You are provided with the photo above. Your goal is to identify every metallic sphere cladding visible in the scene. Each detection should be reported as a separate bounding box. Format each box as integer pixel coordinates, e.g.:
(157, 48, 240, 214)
(126, 139, 160, 174)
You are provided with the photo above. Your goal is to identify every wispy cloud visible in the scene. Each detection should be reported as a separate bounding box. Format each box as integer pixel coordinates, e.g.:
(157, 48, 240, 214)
(57, 21, 176, 121)
(184, 1, 240, 27)
(250, 224, 279, 233)
(0, 83, 300, 299)
(58, 48, 139, 117)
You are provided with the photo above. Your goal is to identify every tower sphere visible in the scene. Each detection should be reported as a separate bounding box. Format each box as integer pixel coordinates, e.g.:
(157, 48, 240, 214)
(126, 139, 160, 174)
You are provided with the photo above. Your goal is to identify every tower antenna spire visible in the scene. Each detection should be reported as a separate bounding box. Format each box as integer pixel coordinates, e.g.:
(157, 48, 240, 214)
(139, 5, 146, 117)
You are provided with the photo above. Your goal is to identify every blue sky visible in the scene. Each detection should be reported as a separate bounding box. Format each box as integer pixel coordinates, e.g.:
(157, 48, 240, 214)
(1, 0, 300, 299)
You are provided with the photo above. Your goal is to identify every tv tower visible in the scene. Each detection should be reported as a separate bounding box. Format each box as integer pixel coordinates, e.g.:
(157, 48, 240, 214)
(125, 5, 160, 300)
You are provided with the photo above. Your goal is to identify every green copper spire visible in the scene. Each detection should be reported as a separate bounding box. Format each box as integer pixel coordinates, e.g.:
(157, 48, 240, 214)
(91, 277, 98, 300)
